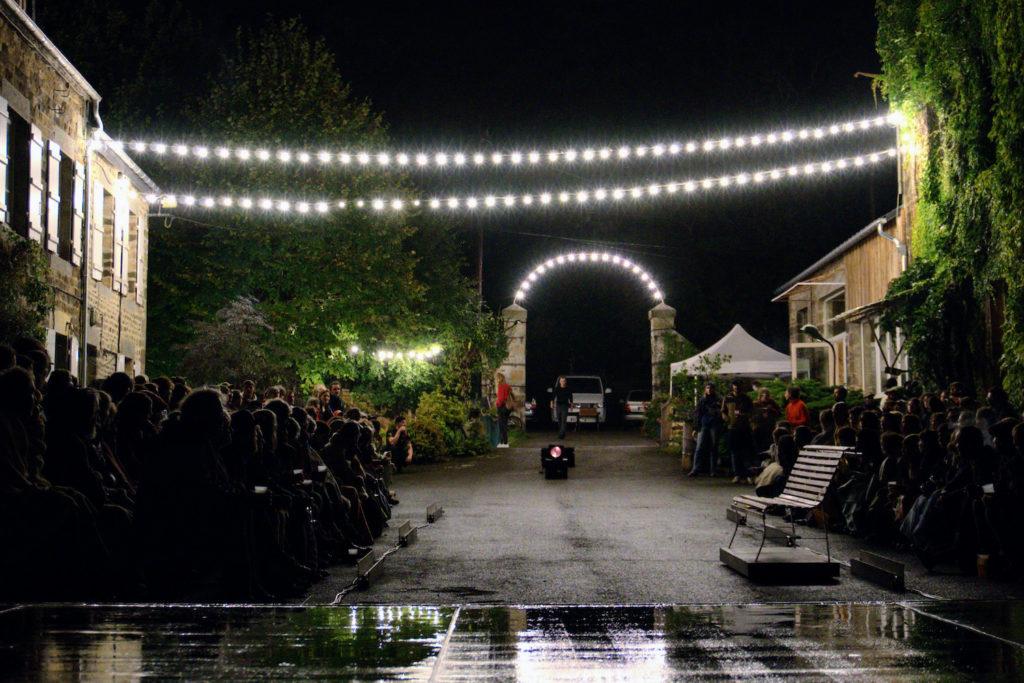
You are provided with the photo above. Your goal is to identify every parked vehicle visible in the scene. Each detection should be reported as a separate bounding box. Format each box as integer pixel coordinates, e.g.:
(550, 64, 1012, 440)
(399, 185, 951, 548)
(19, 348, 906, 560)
(622, 389, 652, 424)
(548, 375, 611, 425)
(525, 397, 538, 423)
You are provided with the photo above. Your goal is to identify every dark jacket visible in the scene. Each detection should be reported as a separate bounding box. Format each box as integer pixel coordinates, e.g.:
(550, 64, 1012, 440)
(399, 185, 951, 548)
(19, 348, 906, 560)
(694, 394, 722, 430)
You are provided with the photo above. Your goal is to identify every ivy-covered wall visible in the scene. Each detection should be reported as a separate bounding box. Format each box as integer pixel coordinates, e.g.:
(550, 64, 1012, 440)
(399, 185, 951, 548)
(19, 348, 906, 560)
(877, 0, 1024, 399)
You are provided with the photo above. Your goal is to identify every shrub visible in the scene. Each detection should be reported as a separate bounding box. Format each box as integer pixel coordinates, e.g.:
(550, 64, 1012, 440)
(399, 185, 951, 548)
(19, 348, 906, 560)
(751, 378, 864, 418)
(0, 227, 52, 346)
(643, 395, 689, 440)
(407, 389, 491, 460)
(407, 416, 446, 462)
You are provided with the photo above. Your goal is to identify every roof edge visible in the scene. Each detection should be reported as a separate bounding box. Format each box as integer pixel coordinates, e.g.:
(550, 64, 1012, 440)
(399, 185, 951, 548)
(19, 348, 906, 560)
(1, 0, 102, 101)
(773, 208, 899, 298)
(96, 132, 160, 193)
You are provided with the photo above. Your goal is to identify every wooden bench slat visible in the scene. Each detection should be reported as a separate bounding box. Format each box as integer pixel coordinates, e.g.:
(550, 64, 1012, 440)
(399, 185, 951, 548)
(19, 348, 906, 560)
(787, 473, 831, 487)
(794, 462, 842, 473)
(790, 466, 839, 479)
(733, 493, 817, 509)
(799, 455, 843, 465)
(785, 482, 828, 496)
(778, 497, 819, 507)
(798, 460, 843, 470)
(783, 487, 826, 501)
(790, 469, 834, 483)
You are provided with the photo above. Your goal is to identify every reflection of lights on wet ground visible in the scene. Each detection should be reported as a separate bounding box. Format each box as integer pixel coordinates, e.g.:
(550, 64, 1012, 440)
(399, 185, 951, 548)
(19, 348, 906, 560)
(11, 603, 1021, 680)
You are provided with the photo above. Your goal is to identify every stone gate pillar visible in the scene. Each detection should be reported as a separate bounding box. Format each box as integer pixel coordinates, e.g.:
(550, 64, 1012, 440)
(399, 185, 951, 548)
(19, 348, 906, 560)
(497, 303, 527, 421)
(649, 302, 678, 395)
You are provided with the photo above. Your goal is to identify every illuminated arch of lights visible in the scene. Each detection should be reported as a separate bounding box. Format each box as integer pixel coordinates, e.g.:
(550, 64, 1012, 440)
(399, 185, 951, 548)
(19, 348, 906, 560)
(143, 147, 897, 216)
(112, 113, 898, 172)
(513, 252, 664, 304)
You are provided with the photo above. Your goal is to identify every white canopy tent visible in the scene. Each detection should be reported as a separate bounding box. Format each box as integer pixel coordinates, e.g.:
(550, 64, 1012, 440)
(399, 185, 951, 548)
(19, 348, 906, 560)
(669, 324, 791, 393)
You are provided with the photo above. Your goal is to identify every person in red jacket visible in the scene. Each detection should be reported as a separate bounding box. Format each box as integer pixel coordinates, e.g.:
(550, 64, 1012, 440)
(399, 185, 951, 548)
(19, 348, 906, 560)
(495, 372, 515, 448)
(784, 386, 810, 427)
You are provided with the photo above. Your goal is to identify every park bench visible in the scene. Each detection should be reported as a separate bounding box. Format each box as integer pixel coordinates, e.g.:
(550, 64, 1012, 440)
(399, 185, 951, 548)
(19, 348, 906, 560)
(727, 444, 854, 563)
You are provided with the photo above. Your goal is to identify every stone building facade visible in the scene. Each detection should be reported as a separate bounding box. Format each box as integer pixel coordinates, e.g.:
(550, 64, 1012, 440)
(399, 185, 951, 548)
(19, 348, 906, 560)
(1, 0, 156, 382)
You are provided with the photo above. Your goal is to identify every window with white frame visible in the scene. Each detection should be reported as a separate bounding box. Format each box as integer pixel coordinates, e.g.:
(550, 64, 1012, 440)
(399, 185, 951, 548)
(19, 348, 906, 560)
(102, 188, 115, 288)
(57, 153, 74, 261)
(794, 305, 809, 341)
(127, 210, 139, 293)
(5, 109, 30, 237)
(824, 290, 846, 337)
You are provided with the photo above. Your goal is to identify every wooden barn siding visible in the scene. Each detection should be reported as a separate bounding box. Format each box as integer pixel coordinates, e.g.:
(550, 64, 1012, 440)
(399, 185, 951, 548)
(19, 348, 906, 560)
(840, 231, 902, 310)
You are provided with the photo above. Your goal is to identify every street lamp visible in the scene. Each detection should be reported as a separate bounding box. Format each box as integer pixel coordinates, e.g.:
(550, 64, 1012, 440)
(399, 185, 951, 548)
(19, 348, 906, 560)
(801, 324, 838, 386)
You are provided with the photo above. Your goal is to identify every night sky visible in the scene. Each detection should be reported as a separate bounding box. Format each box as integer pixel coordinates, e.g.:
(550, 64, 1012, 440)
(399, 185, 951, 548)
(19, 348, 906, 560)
(45, 1, 896, 399)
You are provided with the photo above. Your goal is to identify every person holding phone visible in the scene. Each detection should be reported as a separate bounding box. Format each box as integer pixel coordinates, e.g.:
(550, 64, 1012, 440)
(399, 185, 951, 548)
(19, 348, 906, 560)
(387, 416, 414, 472)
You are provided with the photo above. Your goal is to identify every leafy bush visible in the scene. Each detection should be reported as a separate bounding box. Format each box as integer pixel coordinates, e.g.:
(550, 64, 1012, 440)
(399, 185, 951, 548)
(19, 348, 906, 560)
(876, 1, 1024, 399)
(643, 395, 690, 439)
(407, 416, 446, 462)
(643, 396, 666, 439)
(0, 227, 52, 346)
(179, 296, 277, 387)
(407, 389, 491, 460)
(750, 378, 864, 417)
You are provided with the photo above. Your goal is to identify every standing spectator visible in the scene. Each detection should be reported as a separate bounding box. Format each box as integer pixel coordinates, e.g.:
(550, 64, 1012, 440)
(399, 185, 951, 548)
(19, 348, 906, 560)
(240, 380, 260, 411)
(751, 387, 781, 452)
(495, 372, 515, 448)
(723, 382, 754, 483)
(987, 386, 1018, 420)
(327, 382, 346, 417)
(784, 386, 810, 428)
(689, 383, 722, 478)
(551, 376, 572, 440)
(316, 389, 332, 420)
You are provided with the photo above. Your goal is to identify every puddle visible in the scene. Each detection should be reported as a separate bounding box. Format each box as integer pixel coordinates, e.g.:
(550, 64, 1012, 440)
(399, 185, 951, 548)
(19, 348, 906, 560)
(2, 601, 1022, 680)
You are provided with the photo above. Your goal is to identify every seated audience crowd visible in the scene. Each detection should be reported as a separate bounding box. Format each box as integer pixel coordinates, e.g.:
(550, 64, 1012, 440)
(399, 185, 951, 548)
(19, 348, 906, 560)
(729, 381, 1024, 576)
(0, 338, 411, 601)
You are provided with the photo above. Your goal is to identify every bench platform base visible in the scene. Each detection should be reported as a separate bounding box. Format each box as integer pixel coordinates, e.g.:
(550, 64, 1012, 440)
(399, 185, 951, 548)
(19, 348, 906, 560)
(720, 546, 840, 584)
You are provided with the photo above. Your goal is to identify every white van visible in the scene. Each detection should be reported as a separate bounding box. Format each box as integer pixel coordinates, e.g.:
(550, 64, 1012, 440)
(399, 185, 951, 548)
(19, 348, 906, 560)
(548, 375, 611, 424)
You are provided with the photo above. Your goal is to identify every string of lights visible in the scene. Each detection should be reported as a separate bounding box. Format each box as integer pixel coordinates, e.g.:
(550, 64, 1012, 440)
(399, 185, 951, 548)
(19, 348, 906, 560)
(145, 147, 897, 215)
(371, 344, 443, 362)
(113, 113, 897, 171)
(338, 343, 443, 362)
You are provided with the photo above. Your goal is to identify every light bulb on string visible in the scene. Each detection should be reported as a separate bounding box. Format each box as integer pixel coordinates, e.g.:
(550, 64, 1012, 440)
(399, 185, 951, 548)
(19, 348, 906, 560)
(116, 113, 897, 172)
(148, 147, 896, 216)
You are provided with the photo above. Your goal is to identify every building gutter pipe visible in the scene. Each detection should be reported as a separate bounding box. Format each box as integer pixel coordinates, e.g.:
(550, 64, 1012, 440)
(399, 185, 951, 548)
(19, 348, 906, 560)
(876, 219, 908, 273)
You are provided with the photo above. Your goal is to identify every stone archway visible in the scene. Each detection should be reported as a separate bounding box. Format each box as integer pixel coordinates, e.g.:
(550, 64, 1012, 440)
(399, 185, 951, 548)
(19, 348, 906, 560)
(493, 251, 683, 420)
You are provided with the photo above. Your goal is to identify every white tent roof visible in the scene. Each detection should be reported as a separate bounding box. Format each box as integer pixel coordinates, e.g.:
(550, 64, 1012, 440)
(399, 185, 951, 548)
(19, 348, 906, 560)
(670, 324, 791, 378)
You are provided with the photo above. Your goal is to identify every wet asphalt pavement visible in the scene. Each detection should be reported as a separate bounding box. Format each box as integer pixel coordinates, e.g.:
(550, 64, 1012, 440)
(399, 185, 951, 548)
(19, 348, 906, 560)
(6, 430, 1024, 679)
(307, 429, 1023, 606)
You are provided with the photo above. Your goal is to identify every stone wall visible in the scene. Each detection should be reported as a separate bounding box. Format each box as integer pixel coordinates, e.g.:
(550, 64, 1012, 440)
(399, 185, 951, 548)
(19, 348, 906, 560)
(2, 6, 149, 381)
(0, 14, 89, 159)
(648, 302, 679, 395)
(496, 304, 527, 420)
